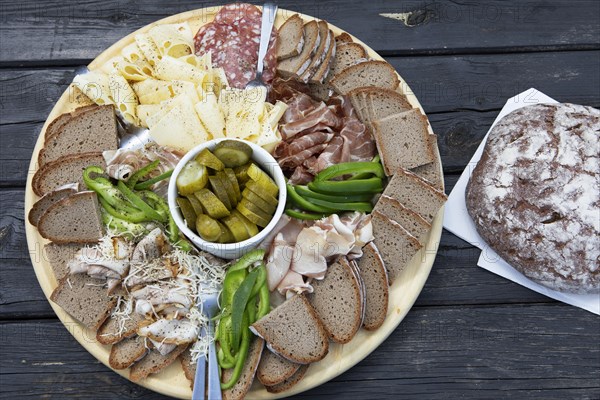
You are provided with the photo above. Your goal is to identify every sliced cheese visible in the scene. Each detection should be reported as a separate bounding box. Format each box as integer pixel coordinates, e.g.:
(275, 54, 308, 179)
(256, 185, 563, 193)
(148, 23, 194, 58)
(220, 87, 267, 139)
(137, 104, 163, 128)
(121, 42, 147, 63)
(149, 96, 210, 152)
(135, 33, 162, 66)
(72, 71, 114, 106)
(108, 73, 139, 125)
(100, 56, 124, 74)
(133, 79, 174, 105)
(153, 55, 208, 84)
(195, 88, 225, 139)
(201, 67, 228, 96)
(117, 58, 153, 82)
(146, 92, 200, 129)
(257, 101, 287, 152)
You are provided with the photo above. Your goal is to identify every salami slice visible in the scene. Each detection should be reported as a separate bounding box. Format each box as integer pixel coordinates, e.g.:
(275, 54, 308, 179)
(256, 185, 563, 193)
(194, 3, 279, 88)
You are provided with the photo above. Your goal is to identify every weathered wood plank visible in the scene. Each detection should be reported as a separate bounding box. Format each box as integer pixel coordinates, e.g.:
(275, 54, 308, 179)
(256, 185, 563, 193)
(1, 304, 598, 398)
(0, 0, 599, 64)
(1, 51, 599, 184)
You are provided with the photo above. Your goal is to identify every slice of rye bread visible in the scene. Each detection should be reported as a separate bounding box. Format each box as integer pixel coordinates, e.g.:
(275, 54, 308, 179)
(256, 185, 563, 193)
(250, 294, 329, 364)
(129, 344, 188, 382)
(410, 135, 444, 191)
(326, 42, 367, 82)
(335, 32, 353, 45)
(277, 20, 320, 78)
(109, 335, 148, 370)
(28, 184, 78, 227)
(38, 191, 104, 244)
(371, 211, 423, 284)
(330, 60, 399, 95)
(97, 312, 146, 345)
(306, 257, 363, 344)
(356, 242, 389, 330)
(374, 194, 432, 243)
(366, 87, 413, 121)
(32, 152, 106, 196)
(299, 21, 331, 83)
(38, 105, 118, 166)
(307, 82, 332, 102)
(372, 109, 436, 173)
(276, 13, 305, 60)
(44, 104, 98, 140)
(257, 348, 301, 387)
(265, 364, 310, 394)
(50, 273, 117, 331)
(348, 89, 371, 125)
(382, 169, 448, 223)
(179, 348, 196, 389)
(44, 242, 82, 281)
(222, 337, 265, 400)
(347, 259, 367, 326)
(309, 29, 336, 84)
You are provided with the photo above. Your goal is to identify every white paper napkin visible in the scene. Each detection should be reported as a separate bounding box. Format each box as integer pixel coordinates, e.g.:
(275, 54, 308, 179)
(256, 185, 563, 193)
(442, 88, 599, 315)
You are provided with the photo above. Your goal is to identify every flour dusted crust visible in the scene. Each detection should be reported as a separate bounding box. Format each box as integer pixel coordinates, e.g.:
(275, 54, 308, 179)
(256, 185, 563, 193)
(466, 103, 600, 293)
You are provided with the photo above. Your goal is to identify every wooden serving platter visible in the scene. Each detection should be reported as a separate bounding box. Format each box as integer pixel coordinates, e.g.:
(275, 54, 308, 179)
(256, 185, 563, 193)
(24, 6, 444, 399)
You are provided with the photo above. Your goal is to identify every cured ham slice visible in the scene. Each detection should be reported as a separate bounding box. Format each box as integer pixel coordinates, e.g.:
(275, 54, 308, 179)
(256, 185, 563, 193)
(138, 318, 198, 344)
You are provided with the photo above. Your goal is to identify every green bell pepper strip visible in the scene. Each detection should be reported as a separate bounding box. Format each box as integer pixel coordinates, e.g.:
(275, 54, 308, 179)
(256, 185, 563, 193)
(314, 161, 385, 181)
(141, 190, 179, 243)
(230, 267, 260, 352)
(287, 184, 336, 213)
(216, 316, 237, 369)
(248, 264, 267, 299)
(308, 177, 383, 194)
(349, 155, 382, 180)
(100, 207, 148, 237)
(256, 283, 270, 320)
(285, 209, 329, 220)
(117, 180, 166, 222)
(126, 159, 160, 188)
(134, 169, 173, 190)
(98, 196, 149, 223)
(220, 269, 248, 313)
(246, 296, 257, 325)
(220, 311, 251, 390)
(226, 249, 266, 273)
(83, 166, 140, 214)
(294, 185, 374, 203)
(308, 197, 374, 212)
(174, 238, 192, 252)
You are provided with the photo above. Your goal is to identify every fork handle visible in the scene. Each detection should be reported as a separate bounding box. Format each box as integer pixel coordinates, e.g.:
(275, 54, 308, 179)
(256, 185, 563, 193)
(207, 318, 222, 400)
(191, 337, 206, 399)
(256, 3, 278, 76)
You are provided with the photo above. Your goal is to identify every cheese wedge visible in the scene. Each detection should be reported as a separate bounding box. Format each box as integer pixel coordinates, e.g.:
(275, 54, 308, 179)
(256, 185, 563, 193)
(148, 23, 194, 58)
(135, 34, 162, 66)
(108, 73, 139, 125)
(220, 87, 267, 139)
(195, 88, 225, 138)
(153, 56, 208, 84)
(72, 71, 114, 106)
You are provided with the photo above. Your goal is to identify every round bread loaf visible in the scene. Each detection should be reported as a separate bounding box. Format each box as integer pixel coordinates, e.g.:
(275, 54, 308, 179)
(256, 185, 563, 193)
(466, 103, 599, 294)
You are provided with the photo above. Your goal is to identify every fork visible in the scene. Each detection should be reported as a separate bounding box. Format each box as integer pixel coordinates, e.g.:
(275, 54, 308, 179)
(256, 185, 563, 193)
(245, 3, 278, 90)
(74, 66, 152, 151)
(192, 287, 221, 400)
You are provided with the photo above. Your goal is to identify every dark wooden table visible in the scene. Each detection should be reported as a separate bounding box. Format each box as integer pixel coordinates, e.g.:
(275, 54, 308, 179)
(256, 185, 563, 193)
(1, 1, 599, 398)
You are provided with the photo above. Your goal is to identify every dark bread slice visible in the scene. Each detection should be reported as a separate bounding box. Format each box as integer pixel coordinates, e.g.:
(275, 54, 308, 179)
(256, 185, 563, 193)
(347, 258, 367, 327)
(310, 29, 336, 84)
(335, 32, 353, 45)
(257, 347, 301, 387)
(44, 104, 98, 140)
(372, 109, 436, 173)
(250, 294, 329, 364)
(222, 337, 265, 400)
(371, 211, 422, 284)
(356, 242, 389, 330)
(28, 185, 78, 227)
(306, 257, 362, 344)
(326, 42, 367, 82)
(38, 105, 118, 166)
(43, 242, 82, 281)
(109, 335, 148, 370)
(265, 364, 309, 394)
(44, 114, 72, 141)
(97, 311, 146, 345)
(38, 191, 104, 244)
(129, 344, 188, 381)
(307, 82, 332, 102)
(410, 135, 444, 191)
(276, 13, 305, 60)
(50, 273, 116, 331)
(32, 152, 106, 196)
(382, 169, 448, 223)
(374, 195, 432, 243)
(348, 88, 370, 125)
(299, 21, 331, 82)
(277, 20, 320, 78)
(330, 60, 399, 95)
(179, 348, 196, 389)
(366, 87, 412, 120)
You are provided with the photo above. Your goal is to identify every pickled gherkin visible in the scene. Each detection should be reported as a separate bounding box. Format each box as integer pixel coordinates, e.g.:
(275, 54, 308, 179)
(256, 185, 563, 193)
(217, 171, 238, 207)
(194, 188, 230, 219)
(196, 148, 224, 171)
(176, 197, 197, 229)
(208, 175, 232, 210)
(196, 214, 221, 242)
(242, 187, 276, 214)
(213, 140, 253, 168)
(176, 160, 208, 195)
(246, 164, 279, 197)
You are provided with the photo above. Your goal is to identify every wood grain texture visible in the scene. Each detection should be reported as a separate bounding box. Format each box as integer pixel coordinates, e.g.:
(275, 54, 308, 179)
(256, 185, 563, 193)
(1, 304, 598, 399)
(0, 0, 599, 65)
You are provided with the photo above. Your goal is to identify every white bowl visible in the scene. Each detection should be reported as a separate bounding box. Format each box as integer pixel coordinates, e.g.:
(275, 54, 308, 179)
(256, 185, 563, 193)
(168, 138, 287, 259)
